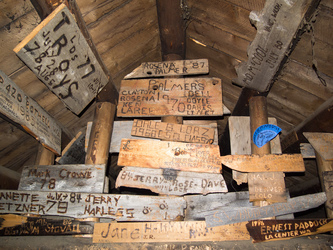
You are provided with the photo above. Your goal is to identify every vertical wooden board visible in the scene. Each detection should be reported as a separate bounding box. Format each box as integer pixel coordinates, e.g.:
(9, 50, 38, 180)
(18, 164, 106, 193)
(13, 4, 108, 115)
(0, 71, 61, 155)
(323, 171, 333, 211)
(118, 139, 222, 173)
(117, 78, 223, 117)
(0, 190, 186, 221)
(93, 221, 249, 243)
(116, 166, 227, 195)
(131, 119, 215, 144)
(303, 133, 333, 160)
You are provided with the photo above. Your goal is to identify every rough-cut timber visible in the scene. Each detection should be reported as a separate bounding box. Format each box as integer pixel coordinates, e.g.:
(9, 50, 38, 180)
(131, 119, 215, 144)
(0, 190, 186, 221)
(124, 59, 209, 79)
(118, 139, 222, 173)
(205, 192, 326, 228)
(303, 132, 333, 160)
(14, 4, 108, 115)
(18, 164, 105, 193)
(0, 71, 61, 155)
(234, 0, 320, 92)
(116, 166, 227, 195)
(323, 171, 333, 211)
(93, 221, 249, 243)
(117, 78, 223, 117)
(221, 154, 305, 172)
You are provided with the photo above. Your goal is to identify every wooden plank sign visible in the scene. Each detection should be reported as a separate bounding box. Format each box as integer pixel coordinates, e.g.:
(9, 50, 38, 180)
(13, 4, 108, 115)
(116, 166, 227, 195)
(18, 164, 106, 193)
(0, 190, 186, 221)
(246, 219, 333, 243)
(0, 214, 93, 236)
(233, 0, 318, 92)
(303, 132, 333, 161)
(220, 154, 305, 172)
(0, 71, 61, 154)
(124, 59, 209, 79)
(117, 78, 223, 117)
(131, 119, 215, 144)
(93, 221, 249, 243)
(118, 139, 222, 173)
(205, 192, 327, 228)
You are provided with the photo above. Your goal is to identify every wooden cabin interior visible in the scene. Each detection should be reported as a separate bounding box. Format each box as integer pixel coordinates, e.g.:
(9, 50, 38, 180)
(0, 0, 332, 248)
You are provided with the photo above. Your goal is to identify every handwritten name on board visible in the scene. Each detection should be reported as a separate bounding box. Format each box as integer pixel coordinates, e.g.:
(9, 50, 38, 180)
(220, 154, 305, 173)
(131, 119, 215, 144)
(124, 59, 209, 79)
(116, 166, 227, 196)
(303, 132, 333, 161)
(246, 219, 333, 243)
(0, 190, 186, 221)
(118, 139, 222, 174)
(93, 221, 249, 243)
(205, 192, 327, 228)
(0, 214, 93, 236)
(0, 71, 61, 154)
(117, 78, 223, 117)
(13, 4, 108, 115)
(18, 164, 105, 193)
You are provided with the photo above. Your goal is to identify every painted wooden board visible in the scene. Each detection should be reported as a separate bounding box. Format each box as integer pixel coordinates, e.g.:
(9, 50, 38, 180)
(220, 154, 305, 172)
(93, 221, 249, 243)
(116, 166, 227, 195)
(0, 214, 93, 236)
(300, 143, 316, 158)
(303, 132, 333, 160)
(124, 59, 209, 79)
(18, 164, 105, 193)
(118, 139, 222, 173)
(13, 3, 108, 115)
(205, 192, 327, 228)
(0, 190, 186, 221)
(131, 119, 215, 144)
(117, 78, 223, 117)
(0, 70, 61, 155)
(323, 171, 333, 211)
(56, 131, 86, 164)
(246, 219, 333, 243)
(233, 0, 318, 92)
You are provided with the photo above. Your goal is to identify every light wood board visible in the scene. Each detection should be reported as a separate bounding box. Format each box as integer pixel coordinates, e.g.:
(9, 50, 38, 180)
(303, 132, 333, 160)
(323, 171, 333, 211)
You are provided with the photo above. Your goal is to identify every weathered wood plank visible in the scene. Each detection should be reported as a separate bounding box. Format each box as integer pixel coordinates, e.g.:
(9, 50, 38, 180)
(118, 139, 222, 173)
(221, 154, 305, 172)
(116, 166, 227, 195)
(93, 221, 249, 243)
(124, 59, 209, 79)
(56, 131, 86, 164)
(303, 132, 333, 161)
(131, 119, 215, 144)
(117, 78, 223, 117)
(234, 0, 320, 92)
(300, 143, 316, 158)
(246, 219, 333, 243)
(205, 192, 326, 228)
(323, 171, 333, 211)
(0, 214, 93, 236)
(18, 164, 105, 193)
(0, 190, 186, 221)
(0, 70, 61, 154)
(13, 4, 108, 115)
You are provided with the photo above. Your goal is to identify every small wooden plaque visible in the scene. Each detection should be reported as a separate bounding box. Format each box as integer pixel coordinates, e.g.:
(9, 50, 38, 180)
(118, 139, 222, 173)
(117, 78, 223, 117)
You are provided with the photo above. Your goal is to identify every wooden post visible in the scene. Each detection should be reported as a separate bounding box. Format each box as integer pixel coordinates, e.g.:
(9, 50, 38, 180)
(35, 144, 55, 165)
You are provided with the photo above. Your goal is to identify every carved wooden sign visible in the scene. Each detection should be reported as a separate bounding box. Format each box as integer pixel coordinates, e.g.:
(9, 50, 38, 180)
(117, 78, 223, 117)
(205, 192, 327, 228)
(13, 3, 108, 115)
(0, 190, 186, 221)
(220, 154, 305, 172)
(124, 59, 209, 79)
(118, 139, 222, 173)
(93, 221, 249, 243)
(304, 132, 333, 161)
(0, 71, 61, 155)
(18, 164, 106, 193)
(246, 219, 333, 243)
(116, 166, 227, 195)
(0, 214, 93, 236)
(323, 171, 333, 211)
(233, 0, 317, 92)
(131, 119, 215, 144)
